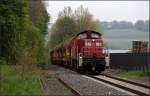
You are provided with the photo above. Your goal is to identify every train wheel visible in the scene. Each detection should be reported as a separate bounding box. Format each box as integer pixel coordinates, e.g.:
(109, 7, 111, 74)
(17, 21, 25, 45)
(92, 67, 95, 72)
(97, 71, 102, 74)
(73, 60, 77, 71)
(76, 60, 79, 69)
(71, 60, 75, 69)
(91, 65, 97, 73)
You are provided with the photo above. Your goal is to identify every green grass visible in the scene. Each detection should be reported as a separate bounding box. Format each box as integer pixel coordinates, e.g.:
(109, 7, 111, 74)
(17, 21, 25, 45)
(0, 64, 45, 95)
(118, 70, 150, 79)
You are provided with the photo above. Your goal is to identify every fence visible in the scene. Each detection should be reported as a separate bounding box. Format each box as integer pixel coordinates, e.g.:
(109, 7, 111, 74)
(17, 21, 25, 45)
(109, 53, 150, 71)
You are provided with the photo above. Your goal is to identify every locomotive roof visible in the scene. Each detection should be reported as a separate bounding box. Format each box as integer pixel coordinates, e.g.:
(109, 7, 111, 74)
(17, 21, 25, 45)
(76, 30, 102, 37)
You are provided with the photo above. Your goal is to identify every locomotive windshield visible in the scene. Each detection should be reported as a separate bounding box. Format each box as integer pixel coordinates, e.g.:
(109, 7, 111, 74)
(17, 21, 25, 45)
(78, 33, 87, 39)
(91, 33, 100, 38)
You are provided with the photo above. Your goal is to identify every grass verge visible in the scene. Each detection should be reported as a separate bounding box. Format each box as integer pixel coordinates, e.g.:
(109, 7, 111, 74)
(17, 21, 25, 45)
(0, 64, 45, 95)
(118, 70, 150, 79)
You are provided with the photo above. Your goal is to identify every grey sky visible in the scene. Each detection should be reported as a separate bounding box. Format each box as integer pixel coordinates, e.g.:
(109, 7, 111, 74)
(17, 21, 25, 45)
(45, 1, 149, 23)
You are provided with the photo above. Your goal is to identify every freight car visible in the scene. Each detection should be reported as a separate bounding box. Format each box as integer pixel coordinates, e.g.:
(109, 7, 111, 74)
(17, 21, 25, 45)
(50, 30, 106, 73)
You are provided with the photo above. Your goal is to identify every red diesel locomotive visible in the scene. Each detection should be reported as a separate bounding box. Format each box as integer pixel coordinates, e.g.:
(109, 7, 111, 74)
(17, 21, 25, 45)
(50, 30, 106, 73)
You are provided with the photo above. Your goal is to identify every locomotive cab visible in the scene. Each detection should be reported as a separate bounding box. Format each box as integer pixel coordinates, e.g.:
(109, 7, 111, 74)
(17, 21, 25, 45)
(75, 30, 105, 73)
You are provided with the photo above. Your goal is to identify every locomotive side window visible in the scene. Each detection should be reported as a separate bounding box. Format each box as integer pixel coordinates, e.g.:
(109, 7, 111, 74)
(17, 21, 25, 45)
(85, 42, 91, 46)
(91, 33, 99, 38)
(78, 33, 87, 39)
(96, 42, 102, 46)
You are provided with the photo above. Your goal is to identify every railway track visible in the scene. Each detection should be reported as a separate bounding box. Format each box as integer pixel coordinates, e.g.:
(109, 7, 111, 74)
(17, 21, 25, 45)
(57, 76, 82, 96)
(40, 74, 82, 96)
(86, 74, 150, 96)
(101, 73, 150, 89)
(45, 65, 149, 96)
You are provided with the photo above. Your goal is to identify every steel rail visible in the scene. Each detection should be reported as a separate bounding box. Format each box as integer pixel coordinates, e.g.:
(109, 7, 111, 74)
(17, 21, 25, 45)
(53, 65, 150, 96)
(39, 77, 46, 90)
(101, 73, 150, 89)
(57, 76, 82, 96)
(88, 75, 150, 96)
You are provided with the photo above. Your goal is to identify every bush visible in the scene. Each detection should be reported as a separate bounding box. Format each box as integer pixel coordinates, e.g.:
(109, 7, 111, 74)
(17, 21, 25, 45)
(0, 64, 44, 95)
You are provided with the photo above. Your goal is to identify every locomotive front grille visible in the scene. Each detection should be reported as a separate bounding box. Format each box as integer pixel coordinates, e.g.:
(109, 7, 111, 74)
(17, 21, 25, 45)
(82, 57, 105, 71)
(82, 58, 105, 65)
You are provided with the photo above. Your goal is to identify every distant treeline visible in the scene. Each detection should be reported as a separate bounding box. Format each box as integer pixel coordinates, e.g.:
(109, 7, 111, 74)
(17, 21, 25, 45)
(101, 20, 149, 32)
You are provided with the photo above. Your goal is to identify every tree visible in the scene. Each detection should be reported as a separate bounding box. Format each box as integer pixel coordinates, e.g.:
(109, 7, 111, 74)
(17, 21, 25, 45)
(143, 20, 149, 32)
(27, 0, 50, 67)
(49, 7, 77, 48)
(0, 0, 28, 64)
(28, 0, 49, 34)
(0, 0, 49, 68)
(94, 19, 104, 33)
(118, 21, 133, 29)
(111, 20, 119, 29)
(49, 6, 103, 49)
(48, 23, 63, 49)
(134, 20, 145, 31)
(74, 5, 102, 33)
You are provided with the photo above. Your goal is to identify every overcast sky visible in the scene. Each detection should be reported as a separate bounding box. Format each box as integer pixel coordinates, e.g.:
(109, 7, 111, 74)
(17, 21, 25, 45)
(45, 1, 149, 23)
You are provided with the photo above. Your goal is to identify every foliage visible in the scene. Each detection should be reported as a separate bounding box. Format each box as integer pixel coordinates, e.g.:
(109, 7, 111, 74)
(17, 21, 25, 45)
(0, 0, 49, 67)
(118, 70, 150, 79)
(134, 20, 149, 32)
(0, 1, 49, 95)
(74, 5, 102, 32)
(0, 0, 28, 64)
(27, 1, 49, 67)
(0, 64, 44, 95)
(49, 23, 64, 49)
(28, 1, 49, 34)
(49, 6, 103, 48)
